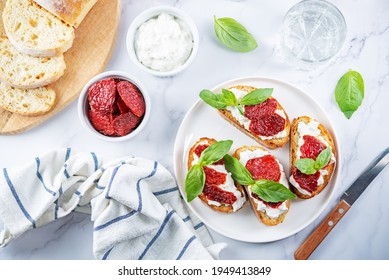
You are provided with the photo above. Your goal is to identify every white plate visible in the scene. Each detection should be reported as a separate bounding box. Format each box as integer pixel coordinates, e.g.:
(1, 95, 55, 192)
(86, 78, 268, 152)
(173, 76, 341, 243)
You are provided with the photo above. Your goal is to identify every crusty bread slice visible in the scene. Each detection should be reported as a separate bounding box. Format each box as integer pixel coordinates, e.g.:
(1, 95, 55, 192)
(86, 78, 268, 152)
(0, 82, 56, 116)
(289, 116, 337, 199)
(3, 0, 74, 57)
(33, 0, 98, 28)
(233, 146, 290, 226)
(0, 37, 66, 88)
(188, 137, 246, 213)
(218, 85, 290, 149)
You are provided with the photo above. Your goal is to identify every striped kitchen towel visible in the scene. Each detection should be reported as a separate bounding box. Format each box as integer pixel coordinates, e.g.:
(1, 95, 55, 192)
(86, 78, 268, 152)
(0, 148, 226, 259)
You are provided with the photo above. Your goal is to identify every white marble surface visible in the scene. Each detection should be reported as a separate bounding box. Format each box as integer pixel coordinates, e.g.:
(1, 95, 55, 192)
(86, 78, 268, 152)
(1, 0, 389, 260)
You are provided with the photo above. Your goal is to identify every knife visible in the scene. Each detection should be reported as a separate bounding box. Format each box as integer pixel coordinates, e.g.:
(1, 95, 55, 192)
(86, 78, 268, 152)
(294, 147, 389, 260)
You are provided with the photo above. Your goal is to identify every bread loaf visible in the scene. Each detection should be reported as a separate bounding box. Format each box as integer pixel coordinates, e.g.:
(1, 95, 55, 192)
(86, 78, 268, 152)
(3, 0, 74, 57)
(33, 0, 98, 28)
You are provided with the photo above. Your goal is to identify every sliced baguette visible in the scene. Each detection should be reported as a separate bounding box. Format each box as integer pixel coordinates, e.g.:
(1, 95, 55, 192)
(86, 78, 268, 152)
(233, 146, 291, 226)
(0, 82, 56, 116)
(0, 37, 66, 88)
(218, 85, 290, 149)
(3, 0, 75, 57)
(188, 137, 246, 213)
(289, 116, 337, 199)
(33, 0, 98, 28)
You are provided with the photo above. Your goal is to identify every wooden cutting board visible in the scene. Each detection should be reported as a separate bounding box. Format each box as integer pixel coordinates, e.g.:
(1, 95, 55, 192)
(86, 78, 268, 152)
(0, 0, 120, 134)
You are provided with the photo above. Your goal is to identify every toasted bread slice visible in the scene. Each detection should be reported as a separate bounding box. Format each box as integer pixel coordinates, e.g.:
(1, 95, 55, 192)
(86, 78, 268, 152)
(0, 82, 56, 116)
(3, 0, 74, 57)
(188, 137, 246, 213)
(233, 146, 291, 226)
(33, 0, 98, 28)
(289, 116, 337, 199)
(217, 85, 290, 149)
(0, 37, 66, 88)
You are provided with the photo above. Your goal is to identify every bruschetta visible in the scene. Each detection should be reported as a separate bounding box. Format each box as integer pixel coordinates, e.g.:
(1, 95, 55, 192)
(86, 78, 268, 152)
(187, 137, 246, 213)
(218, 85, 290, 149)
(289, 116, 337, 199)
(233, 145, 291, 226)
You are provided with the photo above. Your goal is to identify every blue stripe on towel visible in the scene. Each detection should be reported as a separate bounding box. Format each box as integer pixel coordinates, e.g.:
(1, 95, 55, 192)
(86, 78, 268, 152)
(105, 165, 121, 198)
(194, 222, 204, 230)
(63, 148, 71, 179)
(137, 161, 158, 212)
(91, 152, 98, 171)
(176, 235, 196, 260)
(65, 148, 71, 161)
(95, 184, 105, 190)
(138, 210, 175, 260)
(94, 210, 137, 232)
(63, 164, 70, 179)
(54, 186, 63, 220)
(102, 247, 114, 260)
(35, 157, 56, 196)
(3, 168, 36, 228)
(182, 216, 191, 222)
(153, 186, 178, 196)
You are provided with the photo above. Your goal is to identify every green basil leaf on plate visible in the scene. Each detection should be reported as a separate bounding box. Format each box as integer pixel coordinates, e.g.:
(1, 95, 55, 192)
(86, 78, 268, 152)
(239, 88, 273, 106)
(185, 164, 205, 202)
(199, 89, 227, 109)
(224, 154, 255, 185)
(295, 158, 317, 175)
(221, 89, 238, 106)
(314, 147, 332, 170)
(251, 180, 296, 203)
(214, 16, 258, 53)
(335, 70, 364, 119)
(198, 140, 233, 166)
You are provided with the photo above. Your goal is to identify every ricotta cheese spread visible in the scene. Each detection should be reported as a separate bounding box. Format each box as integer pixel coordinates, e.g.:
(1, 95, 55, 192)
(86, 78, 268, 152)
(135, 13, 194, 72)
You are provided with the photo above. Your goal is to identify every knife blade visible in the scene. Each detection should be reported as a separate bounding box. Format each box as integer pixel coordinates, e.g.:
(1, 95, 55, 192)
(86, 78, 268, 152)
(294, 147, 389, 260)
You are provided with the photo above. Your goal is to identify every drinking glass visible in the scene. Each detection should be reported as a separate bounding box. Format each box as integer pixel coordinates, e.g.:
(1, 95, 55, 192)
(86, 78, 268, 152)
(282, 0, 347, 63)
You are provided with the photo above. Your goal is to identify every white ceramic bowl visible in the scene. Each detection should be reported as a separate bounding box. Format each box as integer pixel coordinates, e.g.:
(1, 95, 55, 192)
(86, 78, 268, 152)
(126, 6, 199, 77)
(78, 71, 151, 142)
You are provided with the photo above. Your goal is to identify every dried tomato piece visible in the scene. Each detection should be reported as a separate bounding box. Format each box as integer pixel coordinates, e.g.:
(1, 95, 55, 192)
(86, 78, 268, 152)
(88, 78, 117, 112)
(292, 167, 320, 193)
(245, 155, 281, 182)
(249, 114, 285, 136)
(88, 110, 115, 136)
(203, 166, 237, 204)
(112, 111, 141, 136)
(300, 135, 326, 160)
(117, 81, 145, 117)
(117, 96, 130, 114)
(244, 98, 278, 120)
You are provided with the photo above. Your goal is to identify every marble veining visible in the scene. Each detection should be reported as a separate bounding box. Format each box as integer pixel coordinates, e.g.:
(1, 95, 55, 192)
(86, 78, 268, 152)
(0, 0, 388, 260)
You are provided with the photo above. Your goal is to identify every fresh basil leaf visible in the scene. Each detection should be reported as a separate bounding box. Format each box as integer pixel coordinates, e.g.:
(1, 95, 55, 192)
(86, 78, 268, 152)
(295, 158, 317, 175)
(198, 140, 233, 166)
(314, 147, 332, 170)
(224, 154, 255, 185)
(251, 180, 296, 203)
(237, 105, 245, 116)
(221, 89, 237, 106)
(200, 89, 227, 109)
(214, 16, 258, 53)
(185, 164, 205, 202)
(239, 88, 273, 106)
(335, 70, 364, 119)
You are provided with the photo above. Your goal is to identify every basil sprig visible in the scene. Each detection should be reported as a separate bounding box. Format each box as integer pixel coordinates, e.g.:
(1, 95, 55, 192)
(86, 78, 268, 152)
(200, 88, 273, 115)
(295, 147, 332, 175)
(335, 70, 364, 119)
(224, 155, 296, 203)
(214, 16, 258, 52)
(185, 140, 233, 202)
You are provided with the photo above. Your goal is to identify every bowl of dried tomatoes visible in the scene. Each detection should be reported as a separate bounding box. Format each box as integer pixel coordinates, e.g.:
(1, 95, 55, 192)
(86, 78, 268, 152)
(78, 71, 150, 141)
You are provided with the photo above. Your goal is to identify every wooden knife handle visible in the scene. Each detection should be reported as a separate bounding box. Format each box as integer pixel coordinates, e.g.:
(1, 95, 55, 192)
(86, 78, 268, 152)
(294, 199, 351, 260)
